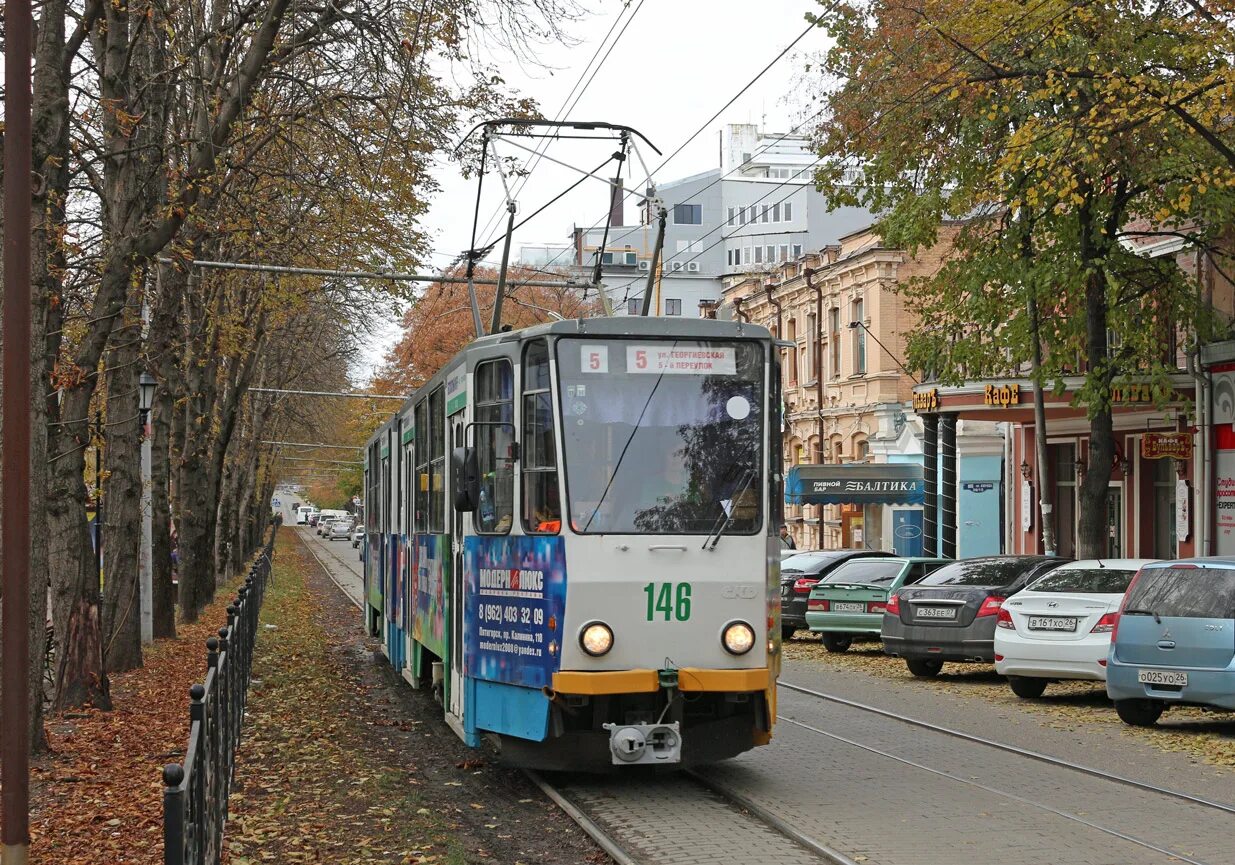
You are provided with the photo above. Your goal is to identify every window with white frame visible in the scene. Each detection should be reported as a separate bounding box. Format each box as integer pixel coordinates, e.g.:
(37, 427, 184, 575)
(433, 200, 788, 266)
(784, 202, 793, 221)
(727, 207, 735, 226)
(665, 298, 682, 316)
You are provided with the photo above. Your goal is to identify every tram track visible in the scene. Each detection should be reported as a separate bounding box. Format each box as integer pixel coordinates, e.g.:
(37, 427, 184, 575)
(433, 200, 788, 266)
(298, 526, 826, 864)
(299, 532, 1228, 865)
(779, 679, 1235, 816)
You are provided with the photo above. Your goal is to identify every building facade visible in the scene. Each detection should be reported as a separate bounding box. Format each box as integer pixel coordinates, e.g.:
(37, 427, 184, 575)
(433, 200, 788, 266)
(567, 123, 872, 318)
(721, 225, 1004, 556)
(910, 243, 1235, 561)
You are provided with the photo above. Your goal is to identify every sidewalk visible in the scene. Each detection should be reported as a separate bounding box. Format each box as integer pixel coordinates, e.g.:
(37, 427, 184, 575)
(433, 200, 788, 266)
(225, 529, 606, 865)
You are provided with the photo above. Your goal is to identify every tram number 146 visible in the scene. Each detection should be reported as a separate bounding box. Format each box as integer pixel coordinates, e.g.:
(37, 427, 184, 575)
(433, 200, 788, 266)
(643, 582, 692, 621)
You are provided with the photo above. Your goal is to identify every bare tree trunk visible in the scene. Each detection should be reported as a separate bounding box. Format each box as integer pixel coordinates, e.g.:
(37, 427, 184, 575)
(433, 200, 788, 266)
(1078, 273, 1115, 559)
(150, 384, 176, 638)
(101, 315, 143, 672)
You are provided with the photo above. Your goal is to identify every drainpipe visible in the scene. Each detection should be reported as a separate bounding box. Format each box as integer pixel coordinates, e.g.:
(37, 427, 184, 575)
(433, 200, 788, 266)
(764, 281, 783, 339)
(806, 267, 824, 548)
(1186, 246, 1212, 555)
(733, 295, 749, 323)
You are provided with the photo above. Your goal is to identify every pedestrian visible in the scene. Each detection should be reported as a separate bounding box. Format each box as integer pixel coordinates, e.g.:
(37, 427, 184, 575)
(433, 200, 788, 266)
(779, 524, 796, 550)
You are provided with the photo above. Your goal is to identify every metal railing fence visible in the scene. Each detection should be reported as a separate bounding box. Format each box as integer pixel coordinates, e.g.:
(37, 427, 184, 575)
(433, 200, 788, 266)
(161, 528, 277, 865)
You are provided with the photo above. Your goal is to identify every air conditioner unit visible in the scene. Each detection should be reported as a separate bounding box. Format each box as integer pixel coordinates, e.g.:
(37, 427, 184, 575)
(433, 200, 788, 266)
(686, 262, 701, 273)
(670, 261, 684, 272)
(638, 260, 651, 271)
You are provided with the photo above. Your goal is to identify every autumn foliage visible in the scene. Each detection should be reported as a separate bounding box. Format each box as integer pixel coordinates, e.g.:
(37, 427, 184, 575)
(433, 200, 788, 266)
(372, 265, 595, 394)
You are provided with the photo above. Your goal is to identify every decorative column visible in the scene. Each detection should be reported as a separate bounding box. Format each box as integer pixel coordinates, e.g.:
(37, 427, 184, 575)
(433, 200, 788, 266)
(922, 414, 938, 557)
(941, 413, 958, 559)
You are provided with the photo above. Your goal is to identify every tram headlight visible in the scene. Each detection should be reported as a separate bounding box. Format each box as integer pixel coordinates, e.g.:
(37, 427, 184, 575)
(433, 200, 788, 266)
(722, 621, 755, 655)
(579, 621, 614, 657)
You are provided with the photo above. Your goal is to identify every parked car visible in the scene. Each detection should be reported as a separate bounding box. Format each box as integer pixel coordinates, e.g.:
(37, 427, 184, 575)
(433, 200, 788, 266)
(1106, 559, 1235, 727)
(780, 550, 893, 639)
(806, 557, 950, 652)
(326, 520, 353, 541)
(881, 555, 1069, 677)
(994, 559, 1155, 697)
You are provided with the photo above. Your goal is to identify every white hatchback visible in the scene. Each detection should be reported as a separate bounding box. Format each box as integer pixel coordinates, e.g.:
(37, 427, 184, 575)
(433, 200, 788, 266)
(994, 558, 1158, 698)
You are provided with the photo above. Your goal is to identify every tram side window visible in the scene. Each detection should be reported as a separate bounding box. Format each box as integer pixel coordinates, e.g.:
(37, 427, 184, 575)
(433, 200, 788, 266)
(522, 341, 560, 534)
(414, 400, 429, 533)
(474, 360, 515, 534)
(429, 387, 446, 533)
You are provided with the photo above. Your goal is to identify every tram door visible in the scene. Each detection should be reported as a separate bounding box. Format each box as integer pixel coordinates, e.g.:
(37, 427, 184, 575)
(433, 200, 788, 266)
(448, 417, 466, 721)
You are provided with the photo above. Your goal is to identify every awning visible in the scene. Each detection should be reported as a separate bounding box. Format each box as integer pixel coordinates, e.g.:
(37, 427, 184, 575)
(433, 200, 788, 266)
(786, 463, 924, 506)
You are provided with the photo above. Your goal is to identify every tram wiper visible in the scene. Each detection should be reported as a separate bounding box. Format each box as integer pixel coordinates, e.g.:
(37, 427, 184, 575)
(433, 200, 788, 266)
(702, 469, 755, 551)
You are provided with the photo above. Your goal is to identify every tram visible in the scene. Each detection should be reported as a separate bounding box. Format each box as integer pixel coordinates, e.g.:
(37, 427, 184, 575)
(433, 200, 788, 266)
(362, 315, 781, 768)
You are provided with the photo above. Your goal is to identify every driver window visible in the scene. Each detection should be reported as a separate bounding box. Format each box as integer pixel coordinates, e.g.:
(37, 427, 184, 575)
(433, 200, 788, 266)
(474, 360, 514, 534)
(522, 340, 560, 534)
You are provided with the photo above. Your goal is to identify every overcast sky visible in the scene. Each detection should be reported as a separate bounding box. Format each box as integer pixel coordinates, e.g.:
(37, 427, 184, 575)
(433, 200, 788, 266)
(360, 0, 833, 377)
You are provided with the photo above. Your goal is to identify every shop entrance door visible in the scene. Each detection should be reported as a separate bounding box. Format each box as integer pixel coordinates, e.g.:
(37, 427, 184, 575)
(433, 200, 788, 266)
(1105, 485, 1123, 558)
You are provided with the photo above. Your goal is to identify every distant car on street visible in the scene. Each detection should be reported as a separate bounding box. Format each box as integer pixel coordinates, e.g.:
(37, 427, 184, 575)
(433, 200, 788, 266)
(1106, 559, 1235, 727)
(806, 557, 950, 652)
(780, 549, 894, 640)
(326, 520, 353, 541)
(994, 558, 1154, 697)
(351, 527, 364, 548)
(881, 555, 1069, 677)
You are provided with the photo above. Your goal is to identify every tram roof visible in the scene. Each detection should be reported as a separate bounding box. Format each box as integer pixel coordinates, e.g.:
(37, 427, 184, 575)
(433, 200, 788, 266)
(470, 315, 773, 346)
(363, 316, 774, 457)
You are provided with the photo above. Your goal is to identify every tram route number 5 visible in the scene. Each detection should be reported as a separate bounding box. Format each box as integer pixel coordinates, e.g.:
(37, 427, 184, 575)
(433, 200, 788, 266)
(644, 581, 692, 621)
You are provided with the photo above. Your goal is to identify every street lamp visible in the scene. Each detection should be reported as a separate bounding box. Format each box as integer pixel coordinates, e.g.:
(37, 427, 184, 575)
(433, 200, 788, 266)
(138, 372, 157, 417)
(138, 372, 157, 643)
(1019, 460, 1032, 479)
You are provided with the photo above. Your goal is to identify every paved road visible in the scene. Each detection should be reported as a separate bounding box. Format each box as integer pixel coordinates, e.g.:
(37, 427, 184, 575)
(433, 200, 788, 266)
(276, 494, 1235, 865)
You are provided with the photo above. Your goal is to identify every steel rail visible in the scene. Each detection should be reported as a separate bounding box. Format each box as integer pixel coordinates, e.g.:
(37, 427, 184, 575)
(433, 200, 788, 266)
(295, 528, 363, 610)
(684, 771, 857, 865)
(523, 772, 640, 865)
(160, 258, 579, 289)
(779, 680, 1235, 815)
(248, 387, 408, 400)
(261, 440, 362, 450)
(776, 713, 1214, 865)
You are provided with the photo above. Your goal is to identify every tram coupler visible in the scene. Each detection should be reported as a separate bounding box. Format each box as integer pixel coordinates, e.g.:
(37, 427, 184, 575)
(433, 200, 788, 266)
(603, 722, 682, 765)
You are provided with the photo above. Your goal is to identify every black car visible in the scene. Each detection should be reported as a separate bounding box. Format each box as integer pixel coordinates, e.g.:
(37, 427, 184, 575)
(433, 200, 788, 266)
(881, 555, 1069, 677)
(780, 549, 893, 639)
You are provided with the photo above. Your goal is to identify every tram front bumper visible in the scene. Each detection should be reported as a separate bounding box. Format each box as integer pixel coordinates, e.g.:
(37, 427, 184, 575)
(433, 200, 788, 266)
(549, 667, 776, 765)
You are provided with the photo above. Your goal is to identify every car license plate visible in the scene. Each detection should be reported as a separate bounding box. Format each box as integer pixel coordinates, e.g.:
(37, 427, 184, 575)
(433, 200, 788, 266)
(832, 602, 866, 613)
(1137, 669, 1188, 687)
(917, 606, 957, 620)
(1027, 616, 1077, 632)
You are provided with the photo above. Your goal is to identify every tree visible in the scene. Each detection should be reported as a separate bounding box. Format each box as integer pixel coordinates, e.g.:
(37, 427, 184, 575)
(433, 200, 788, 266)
(808, 0, 1230, 556)
(373, 265, 593, 394)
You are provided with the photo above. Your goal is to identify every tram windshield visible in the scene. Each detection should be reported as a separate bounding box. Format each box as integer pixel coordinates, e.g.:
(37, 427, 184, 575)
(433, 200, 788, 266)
(556, 338, 765, 535)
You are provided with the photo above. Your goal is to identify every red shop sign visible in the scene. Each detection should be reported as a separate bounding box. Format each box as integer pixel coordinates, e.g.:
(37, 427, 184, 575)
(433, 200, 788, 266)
(1141, 433, 1192, 461)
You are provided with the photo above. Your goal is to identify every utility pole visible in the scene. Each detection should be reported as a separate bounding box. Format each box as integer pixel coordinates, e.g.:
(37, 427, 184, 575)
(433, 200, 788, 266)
(2, 0, 34, 860)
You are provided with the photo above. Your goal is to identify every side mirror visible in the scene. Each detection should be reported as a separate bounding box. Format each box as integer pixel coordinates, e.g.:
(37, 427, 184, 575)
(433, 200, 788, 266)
(452, 446, 480, 512)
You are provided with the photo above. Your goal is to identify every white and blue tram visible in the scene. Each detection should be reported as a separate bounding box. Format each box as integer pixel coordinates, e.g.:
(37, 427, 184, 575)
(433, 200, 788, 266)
(363, 316, 782, 768)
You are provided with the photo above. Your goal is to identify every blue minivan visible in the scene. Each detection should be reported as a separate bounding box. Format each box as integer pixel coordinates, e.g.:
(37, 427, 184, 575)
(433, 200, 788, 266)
(1106, 559, 1235, 726)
